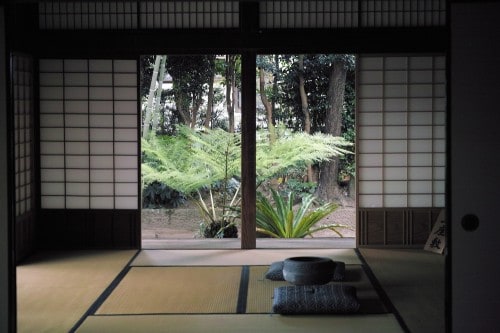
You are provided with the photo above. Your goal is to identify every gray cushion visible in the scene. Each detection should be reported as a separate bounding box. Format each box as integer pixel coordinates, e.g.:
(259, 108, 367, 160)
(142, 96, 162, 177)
(265, 260, 346, 281)
(272, 284, 360, 314)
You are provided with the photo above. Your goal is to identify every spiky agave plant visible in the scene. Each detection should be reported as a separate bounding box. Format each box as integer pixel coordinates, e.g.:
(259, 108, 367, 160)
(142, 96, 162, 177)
(255, 189, 349, 238)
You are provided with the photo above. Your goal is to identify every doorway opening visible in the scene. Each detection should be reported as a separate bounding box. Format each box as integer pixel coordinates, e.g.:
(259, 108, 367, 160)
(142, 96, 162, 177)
(140, 54, 356, 248)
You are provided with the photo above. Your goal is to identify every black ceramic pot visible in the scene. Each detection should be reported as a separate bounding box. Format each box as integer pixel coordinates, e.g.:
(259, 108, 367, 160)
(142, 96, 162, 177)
(283, 256, 335, 285)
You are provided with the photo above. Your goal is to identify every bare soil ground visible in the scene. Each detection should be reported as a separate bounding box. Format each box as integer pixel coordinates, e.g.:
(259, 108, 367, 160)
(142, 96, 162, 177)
(141, 197, 356, 239)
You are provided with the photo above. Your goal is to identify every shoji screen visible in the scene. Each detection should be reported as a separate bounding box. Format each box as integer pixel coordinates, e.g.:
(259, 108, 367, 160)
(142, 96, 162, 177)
(139, 1, 240, 28)
(38, 1, 240, 29)
(39, 1, 139, 29)
(39, 59, 138, 210)
(12, 53, 37, 260)
(12, 54, 34, 218)
(259, 0, 446, 29)
(357, 55, 446, 209)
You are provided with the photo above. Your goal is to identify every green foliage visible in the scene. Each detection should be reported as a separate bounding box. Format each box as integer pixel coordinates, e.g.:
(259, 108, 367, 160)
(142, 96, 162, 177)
(142, 181, 187, 208)
(277, 54, 355, 133)
(142, 125, 351, 193)
(283, 179, 317, 196)
(142, 125, 241, 194)
(142, 125, 352, 237)
(200, 221, 238, 239)
(255, 189, 347, 238)
(164, 55, 216, 126)
(340, 72, 356, 179)
(142, 125, 241, 237)
(256, 127, 352, 181)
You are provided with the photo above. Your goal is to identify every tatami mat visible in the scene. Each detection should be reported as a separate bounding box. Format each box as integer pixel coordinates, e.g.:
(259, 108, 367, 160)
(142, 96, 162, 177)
(359, 248, 446, 333)
(94, 263, 387, 316)
(18, 248, 420, 333)
(77, 314, 404, 333)
(96, 266, 242, 314)
(17, 250, 137, 333)
(132, 249, 361, 266)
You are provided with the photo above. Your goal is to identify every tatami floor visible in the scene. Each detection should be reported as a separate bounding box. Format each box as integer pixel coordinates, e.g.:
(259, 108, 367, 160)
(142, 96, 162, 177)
(17, 240, 445, 333)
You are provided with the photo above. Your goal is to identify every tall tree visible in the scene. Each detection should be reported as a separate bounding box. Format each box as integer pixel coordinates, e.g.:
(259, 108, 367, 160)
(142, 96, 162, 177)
(142, 55, 162, 138)
(225, 55, 236, 133)
(151, 55, 167, 134)
(204, 58, 216, 129)
(257, 55, 277, 144)
(298, 54, 314, 182)
(298, 55, 311, 134)
(166, 55, 215, 128)
(315, 55, 351, 202)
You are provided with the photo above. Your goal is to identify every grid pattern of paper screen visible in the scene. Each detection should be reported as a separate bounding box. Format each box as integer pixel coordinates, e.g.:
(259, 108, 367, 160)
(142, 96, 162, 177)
(39, 59, 139, 209)
(259, 0, 446, 28)
(13, 54, 34, 217)
(38, 0, 446, 30)
(357, 55, 446, 208)
(38, 1, 240, 29)
(38, 1, 139, 29)
(139, 1, 239, 28)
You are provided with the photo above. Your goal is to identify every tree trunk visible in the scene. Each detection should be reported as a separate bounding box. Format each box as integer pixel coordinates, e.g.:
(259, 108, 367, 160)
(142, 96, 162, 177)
(259, 67, 276, 144)
(204, 59, 216, 129)
(231, 72, 237, 131)
(298, 55, 314, 182)
(272, 54, 279, 123)
(151, 55, 167, 135)
(176, 96, 191, 126)
(142, 55, 162, 138)
(226, 55, 236, 133)
(226, 58, 234, 133)
(316, 57, 348, 202)
(190, 92, 203, 128)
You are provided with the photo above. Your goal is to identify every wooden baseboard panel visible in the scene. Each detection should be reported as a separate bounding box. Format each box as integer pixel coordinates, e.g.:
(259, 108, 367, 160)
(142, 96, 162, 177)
(357, 208, 443, 247)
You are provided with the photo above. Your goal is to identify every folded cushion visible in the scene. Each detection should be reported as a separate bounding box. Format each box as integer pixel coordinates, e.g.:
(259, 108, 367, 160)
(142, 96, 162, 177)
(272, 284, 360, 314)
(265, 260, 345, 281)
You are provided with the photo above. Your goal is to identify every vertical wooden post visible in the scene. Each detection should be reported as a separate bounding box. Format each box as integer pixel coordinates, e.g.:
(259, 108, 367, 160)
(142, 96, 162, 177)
(240, 51, 256, 249)
(0, 5, 16, 332)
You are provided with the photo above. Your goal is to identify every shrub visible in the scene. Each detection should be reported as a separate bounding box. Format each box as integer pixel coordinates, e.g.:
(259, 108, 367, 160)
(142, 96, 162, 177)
(142, 181, 187, 208)
(255, 189, 348, 238)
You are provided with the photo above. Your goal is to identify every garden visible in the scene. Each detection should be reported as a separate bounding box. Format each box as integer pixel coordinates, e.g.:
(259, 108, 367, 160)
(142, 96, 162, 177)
(140, 54, 356, 240)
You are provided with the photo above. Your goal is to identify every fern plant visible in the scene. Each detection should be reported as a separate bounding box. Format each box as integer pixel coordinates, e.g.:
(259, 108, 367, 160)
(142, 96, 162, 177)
(255, 189, 348, 238)
(142, 125, 352, 238)
(142, 125, 241, 237)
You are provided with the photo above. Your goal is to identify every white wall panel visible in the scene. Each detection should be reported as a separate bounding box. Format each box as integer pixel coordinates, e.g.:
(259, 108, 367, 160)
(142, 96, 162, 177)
(40, 101, 64, 113)
(65, 128, 89, 141)
(359, 194, 382, 207)
(65, 101, 88, 113)
(90, 73, 113, 86)
(41, 182, 65, 195)
(40, 127, 64, 141)
(114, 101, 137, 114)
(115, 196, 138, 209)
(90, 156, 114, 169)
(40, 58, 138, 209)
(90, 197, 114, 209)
(90, 128, 114, 141)
(66, 169, 89, 182)
(384, 194, 407, 207)
(41, 156, 64, 168)
(384, 180, 407, 194)
(358, 55, 446, 208)
(42, 196, 65, 209)
(66, 196, 90, 209)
